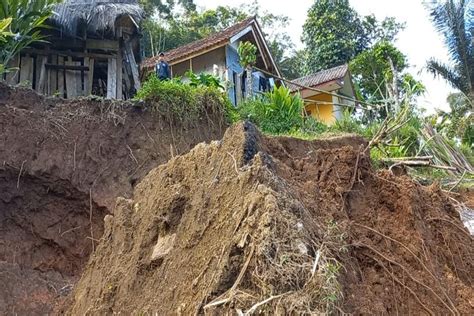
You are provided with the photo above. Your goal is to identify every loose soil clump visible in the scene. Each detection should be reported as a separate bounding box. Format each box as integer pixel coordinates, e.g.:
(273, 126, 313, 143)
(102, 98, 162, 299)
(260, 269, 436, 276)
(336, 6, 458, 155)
(69, 122, 473, 315)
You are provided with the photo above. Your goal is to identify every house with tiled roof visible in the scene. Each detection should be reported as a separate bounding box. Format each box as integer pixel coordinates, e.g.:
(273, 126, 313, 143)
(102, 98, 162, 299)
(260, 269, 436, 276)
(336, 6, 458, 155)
(289, 64, 356, 125)
(141, 17, 281, 106)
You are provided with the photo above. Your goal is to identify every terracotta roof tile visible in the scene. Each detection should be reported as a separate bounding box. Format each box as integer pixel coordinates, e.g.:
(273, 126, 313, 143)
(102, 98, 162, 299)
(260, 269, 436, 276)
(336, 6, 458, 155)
(288, 64, 349, 92)
(141, 17, 256, 70)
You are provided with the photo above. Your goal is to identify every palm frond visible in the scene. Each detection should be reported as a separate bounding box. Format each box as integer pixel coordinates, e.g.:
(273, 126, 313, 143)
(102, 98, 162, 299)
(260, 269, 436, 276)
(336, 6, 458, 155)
(426, 58, 465, 91)
(427, 0, 473, 94)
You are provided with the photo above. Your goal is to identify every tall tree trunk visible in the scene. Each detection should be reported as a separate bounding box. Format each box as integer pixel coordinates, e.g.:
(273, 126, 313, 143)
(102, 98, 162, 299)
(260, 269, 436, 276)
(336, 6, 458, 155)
(246, 65, 253, 99)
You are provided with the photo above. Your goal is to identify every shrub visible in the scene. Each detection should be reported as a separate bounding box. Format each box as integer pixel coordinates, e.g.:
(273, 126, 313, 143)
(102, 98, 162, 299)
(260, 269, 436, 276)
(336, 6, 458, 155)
(238, 86, 306, 134)
(135, 74, 235, 124)
(328, 109, 364, 135)
(185, 70, 225, 89)
(301, 116, 329, 134)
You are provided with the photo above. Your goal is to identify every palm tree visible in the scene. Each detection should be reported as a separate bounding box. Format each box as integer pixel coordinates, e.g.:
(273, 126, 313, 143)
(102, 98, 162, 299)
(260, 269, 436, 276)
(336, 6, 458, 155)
(426, 0, 474, 102)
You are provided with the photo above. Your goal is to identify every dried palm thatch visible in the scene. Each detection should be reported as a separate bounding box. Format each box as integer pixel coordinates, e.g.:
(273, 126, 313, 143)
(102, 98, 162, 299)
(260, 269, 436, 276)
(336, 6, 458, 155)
(52, 0, 143, 36)
(420, 124, 474, 175)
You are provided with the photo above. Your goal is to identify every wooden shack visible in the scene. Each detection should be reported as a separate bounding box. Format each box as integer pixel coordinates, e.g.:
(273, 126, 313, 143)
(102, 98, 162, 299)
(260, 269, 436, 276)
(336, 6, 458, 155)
(2, 0, 142, 99)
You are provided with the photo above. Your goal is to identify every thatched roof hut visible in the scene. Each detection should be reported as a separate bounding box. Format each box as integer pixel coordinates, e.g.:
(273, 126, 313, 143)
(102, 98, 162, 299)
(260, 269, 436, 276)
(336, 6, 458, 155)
(52, 0, 143, 37)
(2, 0, 143, 100)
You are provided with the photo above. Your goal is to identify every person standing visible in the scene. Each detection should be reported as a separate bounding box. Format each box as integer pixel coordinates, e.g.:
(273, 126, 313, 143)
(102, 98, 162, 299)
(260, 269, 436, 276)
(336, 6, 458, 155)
(155, 52, 171, 80)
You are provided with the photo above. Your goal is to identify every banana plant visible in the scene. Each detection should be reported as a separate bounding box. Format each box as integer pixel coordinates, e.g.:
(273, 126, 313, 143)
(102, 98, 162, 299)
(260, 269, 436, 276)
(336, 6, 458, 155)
(0, 17, 13, 73)
(0, 0, 59, 71)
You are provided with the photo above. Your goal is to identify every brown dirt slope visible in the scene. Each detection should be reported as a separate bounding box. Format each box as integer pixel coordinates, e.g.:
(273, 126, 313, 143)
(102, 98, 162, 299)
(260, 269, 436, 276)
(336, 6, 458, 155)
(0, 83, 227, 209)
(0, 83, 228, 315)
(70, 122, 474, 315)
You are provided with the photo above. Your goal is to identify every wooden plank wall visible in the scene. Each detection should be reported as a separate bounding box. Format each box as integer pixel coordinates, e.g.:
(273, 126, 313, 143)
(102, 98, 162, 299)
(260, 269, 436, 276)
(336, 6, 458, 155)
(5, 56, 20, 85)
(64, 57, 87, 98)
(65, 57, 77, 98)
(124, 41, 140, 91)
(84, 57, 94, 96)
(116, 51, 122, 99)
(48, 55, 58, 95)
(2, 38, 136, 100)
(19, 55, 34, 88)
(36, 55, 47, 94)
(58, 56, 65, 97)
(107, 57, 117, 99)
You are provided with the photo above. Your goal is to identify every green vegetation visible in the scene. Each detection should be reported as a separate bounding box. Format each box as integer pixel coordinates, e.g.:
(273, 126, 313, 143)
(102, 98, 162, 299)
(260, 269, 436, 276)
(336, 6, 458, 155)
(238, 86, 307, 134)
(134, 73, 235, 124)
(238, 41, 258, 68)
(185, 71, 225, 89)
(426, 0, 473, 100)
(302, 0, 368, 73)
(0, 17, 13, 41)
(300, 0, 426, 125)
(425, 0, 473, 151)
(350, 41, 425, 118)
(0, 17, 13, 73)
(0, 0, 59, 74)
(234, 85, 419, 153)
(238, 41, 257, 98)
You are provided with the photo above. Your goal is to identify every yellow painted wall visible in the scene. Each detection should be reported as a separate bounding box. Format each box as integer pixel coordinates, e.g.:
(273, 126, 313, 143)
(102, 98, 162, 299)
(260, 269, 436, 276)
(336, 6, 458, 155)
(304, 93, 335, 125)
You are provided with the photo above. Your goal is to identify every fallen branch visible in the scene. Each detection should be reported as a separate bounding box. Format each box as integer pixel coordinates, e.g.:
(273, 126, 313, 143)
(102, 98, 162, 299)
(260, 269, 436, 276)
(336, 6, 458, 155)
(311, 250, 321, 277)
(388, 160, 457, 172)
(204, 244, 255, 310)
(244, 292, 288, 315)
(449, 171, 467, 192)
(420, 124, 473, 174)
(383, 156, 433, 161)
(348, 147, 362, 192)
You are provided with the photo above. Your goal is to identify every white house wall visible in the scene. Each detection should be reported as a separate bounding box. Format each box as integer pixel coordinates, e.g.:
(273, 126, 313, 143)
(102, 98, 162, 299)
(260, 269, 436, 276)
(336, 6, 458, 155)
(171, 47, 227, 78)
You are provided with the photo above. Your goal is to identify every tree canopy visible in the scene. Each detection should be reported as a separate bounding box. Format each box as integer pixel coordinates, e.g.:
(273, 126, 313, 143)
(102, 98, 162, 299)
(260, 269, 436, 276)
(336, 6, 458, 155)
(300, 0, 423, 120)
(302, 0, 368, 73)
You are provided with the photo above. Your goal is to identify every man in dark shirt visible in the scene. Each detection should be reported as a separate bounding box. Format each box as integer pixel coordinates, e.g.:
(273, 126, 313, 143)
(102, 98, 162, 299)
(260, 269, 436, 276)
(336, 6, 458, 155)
(155, 52, 170, 80)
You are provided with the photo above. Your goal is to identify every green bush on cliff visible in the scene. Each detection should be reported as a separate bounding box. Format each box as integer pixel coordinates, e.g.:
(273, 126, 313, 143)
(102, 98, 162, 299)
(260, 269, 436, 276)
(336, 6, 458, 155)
(135, 74, 236, 124)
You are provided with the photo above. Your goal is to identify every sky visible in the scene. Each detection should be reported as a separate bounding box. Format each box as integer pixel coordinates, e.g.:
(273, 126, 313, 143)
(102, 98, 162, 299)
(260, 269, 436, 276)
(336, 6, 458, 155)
(194, 0, 456, 113)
